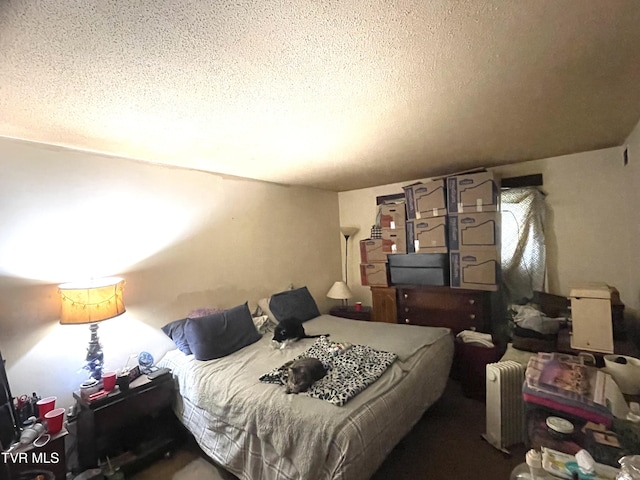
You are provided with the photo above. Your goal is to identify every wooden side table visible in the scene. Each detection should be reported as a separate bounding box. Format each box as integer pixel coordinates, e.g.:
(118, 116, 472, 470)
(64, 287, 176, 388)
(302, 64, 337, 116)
(6, 427, 68, 480)
(330, 305, 372, 321)
(74, 373, 182, 476)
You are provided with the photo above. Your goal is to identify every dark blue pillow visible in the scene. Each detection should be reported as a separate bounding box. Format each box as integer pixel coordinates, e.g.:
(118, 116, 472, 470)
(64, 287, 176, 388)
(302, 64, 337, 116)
(161, 319, 192, 355)
(185, 302, 261, 361)
(269, 286, 320, 323)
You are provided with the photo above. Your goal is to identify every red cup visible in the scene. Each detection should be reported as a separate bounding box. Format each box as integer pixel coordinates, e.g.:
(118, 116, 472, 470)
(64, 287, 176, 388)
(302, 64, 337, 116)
(36, 396, 56, 418)
(44, 407, 65, 434)
(102, 371, 117, 392)
(355, 302, 362, 312)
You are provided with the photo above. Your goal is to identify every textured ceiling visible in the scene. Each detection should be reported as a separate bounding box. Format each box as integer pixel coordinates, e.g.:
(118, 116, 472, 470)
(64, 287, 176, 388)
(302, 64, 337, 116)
(2, 1, 640, 192)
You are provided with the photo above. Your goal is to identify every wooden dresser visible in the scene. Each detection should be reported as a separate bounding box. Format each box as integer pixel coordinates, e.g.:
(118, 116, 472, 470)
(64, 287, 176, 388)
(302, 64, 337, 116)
(371, 285, 491, 334)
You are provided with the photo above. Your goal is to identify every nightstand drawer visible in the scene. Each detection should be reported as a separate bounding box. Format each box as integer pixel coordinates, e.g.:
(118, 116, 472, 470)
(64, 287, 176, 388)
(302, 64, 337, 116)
(92, 380, 174, 436)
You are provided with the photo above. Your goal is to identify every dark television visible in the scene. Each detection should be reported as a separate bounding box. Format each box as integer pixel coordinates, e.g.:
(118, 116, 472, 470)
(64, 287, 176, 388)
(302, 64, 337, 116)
(0, 350, 20, 450)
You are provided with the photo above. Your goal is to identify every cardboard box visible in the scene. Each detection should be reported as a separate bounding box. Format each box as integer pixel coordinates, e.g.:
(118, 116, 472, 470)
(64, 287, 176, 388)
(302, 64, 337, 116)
(360, 263, 389, 286)
(448, 212, 500, 250)
(403, 180, 447, 219)
(406, 218, 448, 254)
(388, 253, 449, 286)
(569, 283, 615, 354)
(450, 249, 499, 291)
(447, 171, 500, 214)
(359, 238, 393, 263)
(378, 203, 406, 229)
(381, 228, 407, 254)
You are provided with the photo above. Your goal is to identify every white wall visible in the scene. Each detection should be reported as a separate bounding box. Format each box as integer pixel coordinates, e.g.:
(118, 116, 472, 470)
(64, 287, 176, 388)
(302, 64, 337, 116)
(0, 137, 342, 407)
(339, 141, 640, 319)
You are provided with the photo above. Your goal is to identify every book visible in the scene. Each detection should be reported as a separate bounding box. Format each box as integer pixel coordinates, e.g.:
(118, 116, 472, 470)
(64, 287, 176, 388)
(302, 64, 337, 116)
(524, 352, 629, 423)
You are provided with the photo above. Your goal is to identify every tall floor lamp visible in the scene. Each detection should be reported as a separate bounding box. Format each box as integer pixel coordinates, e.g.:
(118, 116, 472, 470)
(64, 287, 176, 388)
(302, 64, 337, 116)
(340, 226, 359, 286)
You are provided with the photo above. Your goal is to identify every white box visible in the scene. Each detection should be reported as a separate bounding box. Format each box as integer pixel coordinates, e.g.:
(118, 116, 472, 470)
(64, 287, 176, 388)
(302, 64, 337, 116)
(570, 283, 615, 354)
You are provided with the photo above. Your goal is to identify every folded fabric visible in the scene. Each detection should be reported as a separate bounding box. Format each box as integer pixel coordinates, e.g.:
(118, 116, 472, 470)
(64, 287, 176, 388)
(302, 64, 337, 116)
(260, 336, 397, 406)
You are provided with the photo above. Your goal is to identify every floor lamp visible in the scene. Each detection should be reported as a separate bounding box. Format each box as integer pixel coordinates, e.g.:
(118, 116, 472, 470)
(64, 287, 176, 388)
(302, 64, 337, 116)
(340, 226, 359, 286)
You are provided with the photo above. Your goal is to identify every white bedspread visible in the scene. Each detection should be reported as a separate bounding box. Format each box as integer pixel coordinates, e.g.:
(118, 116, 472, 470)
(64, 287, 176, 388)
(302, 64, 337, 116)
(159, 315, 453, 480)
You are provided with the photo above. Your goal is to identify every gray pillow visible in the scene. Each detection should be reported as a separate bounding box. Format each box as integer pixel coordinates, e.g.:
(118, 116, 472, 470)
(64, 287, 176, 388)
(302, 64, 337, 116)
(161, 319, 192, 355)
(269, 286, 320, 323)
(185, 302, 261, 361)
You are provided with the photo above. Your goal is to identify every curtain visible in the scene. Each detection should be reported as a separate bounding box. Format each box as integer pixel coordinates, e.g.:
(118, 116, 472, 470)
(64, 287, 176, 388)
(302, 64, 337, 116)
(500, 187, 547, 305)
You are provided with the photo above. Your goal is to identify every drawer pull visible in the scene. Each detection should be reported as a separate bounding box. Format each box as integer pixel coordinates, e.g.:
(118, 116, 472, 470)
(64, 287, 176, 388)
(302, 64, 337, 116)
(404, 318, 410, 324)
(468, 299, 475, 305)
(403, 293, 408, 299)
(404, 307, 409, 313)
(469, 314, 476, 320)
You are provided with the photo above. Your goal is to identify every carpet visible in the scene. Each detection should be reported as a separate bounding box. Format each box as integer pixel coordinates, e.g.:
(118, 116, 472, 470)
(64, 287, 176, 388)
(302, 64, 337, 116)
(172, 458, 228, 480)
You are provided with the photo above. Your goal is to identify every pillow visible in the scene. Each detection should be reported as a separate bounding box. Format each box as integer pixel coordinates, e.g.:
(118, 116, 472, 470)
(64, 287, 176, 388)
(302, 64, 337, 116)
(161, 319, 192, 355)
(257, 297, 277, 323)
(268, 286, 320, 323)
(185, 302, 261, 361)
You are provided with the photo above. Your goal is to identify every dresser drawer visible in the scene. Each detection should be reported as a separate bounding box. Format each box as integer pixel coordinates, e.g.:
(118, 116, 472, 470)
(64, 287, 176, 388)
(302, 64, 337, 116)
(399, 308, 481, 332)
(395, 286, 490, 333)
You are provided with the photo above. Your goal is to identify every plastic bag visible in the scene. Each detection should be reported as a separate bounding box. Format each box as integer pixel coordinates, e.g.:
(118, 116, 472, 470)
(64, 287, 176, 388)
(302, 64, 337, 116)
(617, 455, 640, 480)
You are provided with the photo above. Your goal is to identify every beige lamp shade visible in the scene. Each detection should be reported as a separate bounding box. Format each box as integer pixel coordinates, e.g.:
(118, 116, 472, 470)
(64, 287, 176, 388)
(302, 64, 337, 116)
(59, 277, 126, 324)
(326, 281, 353, 300)
(340, 226, 359, 238)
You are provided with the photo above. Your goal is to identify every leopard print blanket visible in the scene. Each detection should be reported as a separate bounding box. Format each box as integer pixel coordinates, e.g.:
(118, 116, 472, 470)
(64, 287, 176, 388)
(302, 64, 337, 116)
(259, 336, 397, 406)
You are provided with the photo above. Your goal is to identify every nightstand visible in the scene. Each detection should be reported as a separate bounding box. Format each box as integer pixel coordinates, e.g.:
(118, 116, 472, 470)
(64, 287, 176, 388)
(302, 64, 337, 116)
(6, 427, 68, 480)
(330, 305, 372, 321)
(74, 372, 182, 476)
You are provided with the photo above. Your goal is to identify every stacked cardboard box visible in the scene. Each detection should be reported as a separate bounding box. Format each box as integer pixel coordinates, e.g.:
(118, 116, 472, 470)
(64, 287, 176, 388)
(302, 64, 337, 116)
(447, 171, 501, 291)
(403, 179, 448, 254)
(360, 201, 407, 286)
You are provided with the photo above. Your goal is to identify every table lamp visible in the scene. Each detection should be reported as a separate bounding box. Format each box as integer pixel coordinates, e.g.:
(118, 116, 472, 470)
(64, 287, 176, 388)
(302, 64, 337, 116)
(327, 280, 353, 307)
(59, 277, 126, 381)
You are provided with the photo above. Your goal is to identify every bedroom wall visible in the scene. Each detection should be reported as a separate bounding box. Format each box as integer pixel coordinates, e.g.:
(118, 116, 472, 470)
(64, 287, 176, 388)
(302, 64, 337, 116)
(0, 136, 341, 407)
(338, 142, 640, 321)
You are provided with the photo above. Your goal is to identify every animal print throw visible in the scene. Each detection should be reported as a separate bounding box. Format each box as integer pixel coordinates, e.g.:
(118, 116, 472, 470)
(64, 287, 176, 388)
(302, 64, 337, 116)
(259, 336, 397, 406)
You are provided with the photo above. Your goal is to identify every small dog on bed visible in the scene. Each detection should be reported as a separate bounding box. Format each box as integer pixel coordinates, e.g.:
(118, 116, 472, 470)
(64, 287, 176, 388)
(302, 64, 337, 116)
(284, 358, 327, 394)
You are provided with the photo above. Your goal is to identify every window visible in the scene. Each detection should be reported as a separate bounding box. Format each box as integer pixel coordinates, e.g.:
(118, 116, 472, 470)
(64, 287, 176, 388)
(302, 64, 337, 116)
(500, 187, 547, 304)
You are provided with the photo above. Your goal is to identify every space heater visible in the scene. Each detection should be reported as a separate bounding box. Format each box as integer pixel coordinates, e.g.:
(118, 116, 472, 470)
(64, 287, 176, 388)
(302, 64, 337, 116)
(482, 360, 526, 453)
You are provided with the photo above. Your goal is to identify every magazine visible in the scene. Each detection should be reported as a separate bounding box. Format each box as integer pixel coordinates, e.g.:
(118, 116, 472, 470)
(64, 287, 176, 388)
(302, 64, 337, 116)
(525, 352, 629, 419)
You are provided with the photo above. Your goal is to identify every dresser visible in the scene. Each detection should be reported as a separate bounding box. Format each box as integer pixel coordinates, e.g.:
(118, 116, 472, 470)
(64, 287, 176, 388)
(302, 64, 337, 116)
(371, 285, 491, 334)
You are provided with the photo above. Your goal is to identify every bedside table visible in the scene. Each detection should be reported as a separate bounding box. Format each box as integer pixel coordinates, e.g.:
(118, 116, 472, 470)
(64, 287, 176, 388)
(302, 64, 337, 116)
(6, 427, 68, 480)
(74, 372, 182, 476)
(330, 305, 372, 321)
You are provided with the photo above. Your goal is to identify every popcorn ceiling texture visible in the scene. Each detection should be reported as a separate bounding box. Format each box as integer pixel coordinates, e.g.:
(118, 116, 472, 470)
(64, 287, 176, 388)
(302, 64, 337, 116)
(1, 0, 640, 191)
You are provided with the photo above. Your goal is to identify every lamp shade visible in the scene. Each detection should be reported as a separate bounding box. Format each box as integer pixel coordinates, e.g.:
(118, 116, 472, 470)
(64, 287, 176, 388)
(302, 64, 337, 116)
(340, 226, 359, 238)
(59, 277, 126, 325)
(326, 281, 353, 301)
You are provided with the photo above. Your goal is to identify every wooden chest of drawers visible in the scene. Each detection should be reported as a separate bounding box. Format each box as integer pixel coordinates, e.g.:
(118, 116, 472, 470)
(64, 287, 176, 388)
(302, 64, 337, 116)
(372, 285, 491, 334)
(397, 285, 490, 333)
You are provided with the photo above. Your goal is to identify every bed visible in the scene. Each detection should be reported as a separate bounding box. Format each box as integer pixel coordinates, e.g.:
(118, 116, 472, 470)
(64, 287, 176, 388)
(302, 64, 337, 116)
(158, 312, 454, 480)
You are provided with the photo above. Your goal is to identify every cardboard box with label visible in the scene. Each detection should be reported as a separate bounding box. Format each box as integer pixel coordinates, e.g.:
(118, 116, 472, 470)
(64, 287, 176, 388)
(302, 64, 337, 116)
(403, 180, 447, 220)
(450, 248, 499, 291)
(360, 263, 389, 286)
(448, 212, 500, 250)
(359, 238, 394, 263)
(378, 203, 406, 229)
(447, 171, 500, 214)
(406, 217, 448, 254)
(381, 227, 407, 254)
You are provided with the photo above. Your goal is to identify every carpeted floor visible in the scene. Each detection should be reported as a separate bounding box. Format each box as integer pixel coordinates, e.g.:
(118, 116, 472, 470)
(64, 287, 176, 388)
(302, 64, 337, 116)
(133, 379, 527, 480)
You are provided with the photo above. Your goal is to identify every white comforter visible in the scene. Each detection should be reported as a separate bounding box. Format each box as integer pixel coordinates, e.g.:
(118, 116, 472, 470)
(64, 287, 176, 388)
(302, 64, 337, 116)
(159, 315, 452, 480)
